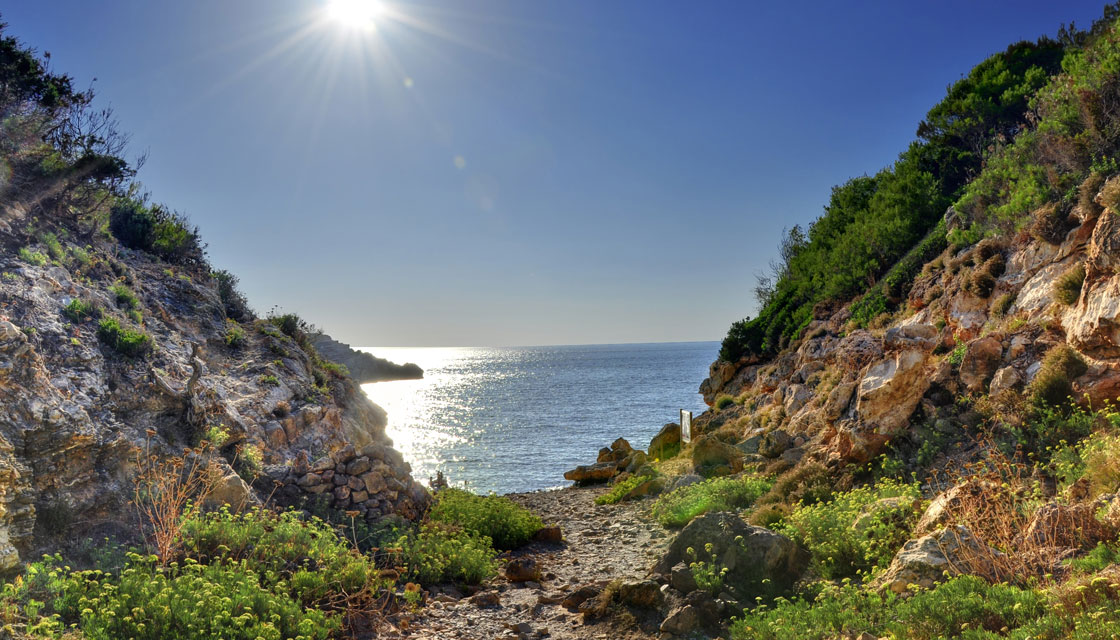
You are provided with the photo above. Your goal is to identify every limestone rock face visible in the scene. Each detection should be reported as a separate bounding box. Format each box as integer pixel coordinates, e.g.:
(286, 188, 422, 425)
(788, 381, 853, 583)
(0, 223, 430, 568)
(654, 512, 808, 601)
(1066, 275, 1120, 358)
(856, 350, 930, 438)
(989, 366, 1022, 395)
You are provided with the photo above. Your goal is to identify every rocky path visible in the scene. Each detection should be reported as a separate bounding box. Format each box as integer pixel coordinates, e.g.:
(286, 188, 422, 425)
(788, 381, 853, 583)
(395, 486, 671, 640)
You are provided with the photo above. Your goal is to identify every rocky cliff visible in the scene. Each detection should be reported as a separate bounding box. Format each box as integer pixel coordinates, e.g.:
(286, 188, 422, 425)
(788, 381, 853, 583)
(696, 179, 1120, 470)
(0, 205, 428, 571)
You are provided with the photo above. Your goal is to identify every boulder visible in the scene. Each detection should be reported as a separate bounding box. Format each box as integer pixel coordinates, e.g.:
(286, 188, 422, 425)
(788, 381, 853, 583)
(690, 434, 745, 476)
(837, 330, 886, 371)
(504, 557, 541, 582)
(204, 463, 257, 511)
(758, 429, 793, 458)
(660, 605, 702, 635)
(989, 367, 1021, 396)
(648, 423, 682, 459)
(959, 337, 1003, 393)
(856, 349, 930, 438)
(879, 526, 1002, 594)
(884, 324, 939, 351)
(784, 384, 813, 415)
(654, 512, 808, 601)
(669, 473, 703, 491)
(564, 462, 619, 485)
(823, 381, 856, 421)
(617, 580, 663, 609)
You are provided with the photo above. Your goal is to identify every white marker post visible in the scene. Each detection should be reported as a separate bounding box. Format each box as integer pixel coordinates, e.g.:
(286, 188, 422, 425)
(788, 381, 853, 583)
(680, 409, 692, 444)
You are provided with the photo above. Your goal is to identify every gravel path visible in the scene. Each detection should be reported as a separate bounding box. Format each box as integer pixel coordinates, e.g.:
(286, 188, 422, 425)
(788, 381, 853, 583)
(387, 486, 671, 640)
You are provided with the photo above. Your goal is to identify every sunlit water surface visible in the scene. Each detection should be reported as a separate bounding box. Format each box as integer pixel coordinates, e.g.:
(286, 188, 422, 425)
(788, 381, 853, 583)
(360, 342, 717, 495)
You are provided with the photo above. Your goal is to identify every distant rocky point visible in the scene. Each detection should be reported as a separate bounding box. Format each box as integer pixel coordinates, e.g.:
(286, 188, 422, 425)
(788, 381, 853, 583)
(312, 334, 423, 383)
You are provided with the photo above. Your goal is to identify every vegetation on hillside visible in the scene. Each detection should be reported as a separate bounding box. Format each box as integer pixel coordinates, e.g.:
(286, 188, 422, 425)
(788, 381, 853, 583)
(721, 33, 1084, 360)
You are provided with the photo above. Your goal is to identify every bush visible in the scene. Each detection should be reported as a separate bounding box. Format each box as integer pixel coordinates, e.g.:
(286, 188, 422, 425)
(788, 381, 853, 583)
(758, 462, 835, 507)
(224, 323, 246, 348)
(109, 283, 139, 310)
(777, 479, 921, 580)
(1101, 175, 1120, 212)
(109, 196, 204, 265)
(1029, 344, 1088, 407)
(96, 317, 151, 357)
(1030, 202, 1073, 244)
(1053, 263, 1086, 306)
(1079, 171, 1106, 218)
(651, 475, 773, 528)
(993, 292, 1017, 317)
(394, 522, 499, 585)
(729, 575, 1052, 640)
(62, 298, 98, 323)
(18, 247, 47, 266)
(212, 269, 253, 321)
(715, 395, 736, 411)
(428, 488, 542, 550)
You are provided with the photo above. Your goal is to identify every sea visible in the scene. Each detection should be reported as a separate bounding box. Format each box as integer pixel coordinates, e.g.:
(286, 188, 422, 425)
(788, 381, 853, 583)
(358, 342, 718, 495)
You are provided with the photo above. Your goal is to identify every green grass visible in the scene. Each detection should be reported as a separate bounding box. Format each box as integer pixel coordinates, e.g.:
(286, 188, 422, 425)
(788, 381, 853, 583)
(62, 298, 98, 323)
(96, 317, 151, 357)
(428, 488, 543, 550)
(651, 475, 773, 528)
(595, 474, 651, 505)
(18, 247, 47, 266)
(109, 283, 140, 310)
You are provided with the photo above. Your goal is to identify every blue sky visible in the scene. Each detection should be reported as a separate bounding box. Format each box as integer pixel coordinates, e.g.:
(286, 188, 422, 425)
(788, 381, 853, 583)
(2, 1, 1108, 346)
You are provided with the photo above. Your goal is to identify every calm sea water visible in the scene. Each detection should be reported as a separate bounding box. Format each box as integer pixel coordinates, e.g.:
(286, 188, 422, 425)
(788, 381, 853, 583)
(359, 342, 717, 495)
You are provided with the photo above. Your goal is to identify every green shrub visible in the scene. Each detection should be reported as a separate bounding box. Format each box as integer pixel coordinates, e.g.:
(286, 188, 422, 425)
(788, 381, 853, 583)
(428, 488, 542, 550)
(730, 575, 1051, 640)
(715, 395, 736, 411)
(1029, 344, 1088, 407)
(109, 196, 204, 265)
(1068, 541, 1120, 574)
(224, 323, 246, 348)
(595, 474, 651, 505)
(758, 462, 835, 507)
(993, 292, 1017, 317)
(213, 269, 253, 321)
(1030, 202, 1073, 245)
(109, 283, 139, 310)
(651, 475, 773, 528)
(38, 231, 64, 261)
(947, 342, 967, 366)
(394, 523, 499, 585)
(62, 298, 98, 323)
(777, 479, 921, 580)
(1053, 264, 1086, 306)
(1079, 171, 1106, 218)
(96, 317, 151, 357)
(18, 247, 47, 266)
(259, 374, 279, 386)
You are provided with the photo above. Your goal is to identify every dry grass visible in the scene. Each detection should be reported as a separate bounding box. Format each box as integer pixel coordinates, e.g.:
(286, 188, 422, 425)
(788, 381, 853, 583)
(133, 433, 217, 564)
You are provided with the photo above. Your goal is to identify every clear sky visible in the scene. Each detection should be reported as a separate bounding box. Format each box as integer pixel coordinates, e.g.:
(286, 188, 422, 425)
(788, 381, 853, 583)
(1, 1, 1109, 346)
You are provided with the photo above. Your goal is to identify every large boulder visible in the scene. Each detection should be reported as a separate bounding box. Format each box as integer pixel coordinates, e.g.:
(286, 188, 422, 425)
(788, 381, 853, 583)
(564, 462, 619, 484)
(1066, 275, 1120, 358)
(653, 512, 808, 601)
(959, 337, 1003, 393)
(690, 434, 745, 476)
(843, 350, 930, 461)
(879, 526, 1002, 594)
(648, 423, 682, 460)
(884, 324, 939, 351)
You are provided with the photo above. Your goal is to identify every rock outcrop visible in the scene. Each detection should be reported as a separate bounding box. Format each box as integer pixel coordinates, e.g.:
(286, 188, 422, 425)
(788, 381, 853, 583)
(0, 209, 429, 570)
(310, 334, 423, 383)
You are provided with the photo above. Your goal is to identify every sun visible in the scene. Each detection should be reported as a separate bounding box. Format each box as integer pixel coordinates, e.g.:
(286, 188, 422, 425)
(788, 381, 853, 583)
(325, 0, 383, 29)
